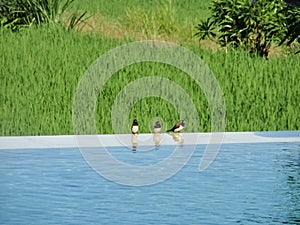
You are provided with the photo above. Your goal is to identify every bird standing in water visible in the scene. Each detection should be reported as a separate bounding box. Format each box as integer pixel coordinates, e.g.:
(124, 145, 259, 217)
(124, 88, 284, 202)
(131, 119, 139, 134)
(167, 120, 185, 132)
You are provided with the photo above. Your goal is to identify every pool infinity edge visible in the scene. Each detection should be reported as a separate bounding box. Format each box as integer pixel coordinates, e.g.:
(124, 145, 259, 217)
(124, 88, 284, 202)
(0, 131, 299, 150)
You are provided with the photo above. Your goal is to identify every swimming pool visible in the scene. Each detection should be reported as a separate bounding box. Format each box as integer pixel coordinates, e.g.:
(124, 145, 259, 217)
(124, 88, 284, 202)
(0, 132, 299, 224)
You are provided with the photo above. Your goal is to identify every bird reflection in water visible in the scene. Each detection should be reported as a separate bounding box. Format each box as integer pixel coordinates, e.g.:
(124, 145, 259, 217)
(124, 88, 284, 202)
(169, 133, 184, 146)
(153, 133, 161, 148)
(152, 121, 161, 149)
(131, 134, 138, 152)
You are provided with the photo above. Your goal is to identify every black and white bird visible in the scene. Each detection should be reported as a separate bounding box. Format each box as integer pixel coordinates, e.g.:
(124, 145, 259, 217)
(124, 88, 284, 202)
(131, 119, 139, 134)
(167, 120, 185, 132)
(153, 121, 161, 133)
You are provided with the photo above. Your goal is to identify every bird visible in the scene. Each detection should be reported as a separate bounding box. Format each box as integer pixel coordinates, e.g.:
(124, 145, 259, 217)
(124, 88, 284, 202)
(167, 120, 185, 132)
(153, 121, 161, 133)
(131, 119, 138, 134)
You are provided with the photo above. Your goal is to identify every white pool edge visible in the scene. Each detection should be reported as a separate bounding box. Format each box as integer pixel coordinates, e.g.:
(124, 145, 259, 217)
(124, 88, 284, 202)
(0, 131, 299, 150)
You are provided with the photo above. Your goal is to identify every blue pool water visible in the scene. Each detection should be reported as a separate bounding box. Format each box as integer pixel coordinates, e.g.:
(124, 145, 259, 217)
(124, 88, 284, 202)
(0, 142, 299, 224)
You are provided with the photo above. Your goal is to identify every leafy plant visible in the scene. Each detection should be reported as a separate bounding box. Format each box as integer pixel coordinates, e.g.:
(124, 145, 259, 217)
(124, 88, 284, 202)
(0, 0, 89, 31)
(196, 0, 300, 57)
(279, 0, 300, 54)
(195, 17, 216, 40)
(67, 11, 92, 31)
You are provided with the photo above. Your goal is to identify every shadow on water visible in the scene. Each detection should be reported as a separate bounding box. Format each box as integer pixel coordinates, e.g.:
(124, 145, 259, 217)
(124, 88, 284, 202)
(277, 144, 300, 224)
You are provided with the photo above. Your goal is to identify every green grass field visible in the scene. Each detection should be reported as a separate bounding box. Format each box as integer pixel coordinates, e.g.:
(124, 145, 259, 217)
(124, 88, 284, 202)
(0, 0, 299, 136)
(71, 0, 211, 20)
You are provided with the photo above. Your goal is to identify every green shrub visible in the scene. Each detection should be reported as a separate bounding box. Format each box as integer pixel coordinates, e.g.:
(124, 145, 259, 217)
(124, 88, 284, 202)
(196, 0, 300, 57)
(279, 0, 300, 54)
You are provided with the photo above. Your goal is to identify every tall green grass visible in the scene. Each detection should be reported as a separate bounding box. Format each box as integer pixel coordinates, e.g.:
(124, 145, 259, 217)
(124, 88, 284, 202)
(0, 27, 120, 135)
(0, 27, 299, 135)
(198, 47, 300, 131)
(72, 0, 211, 21)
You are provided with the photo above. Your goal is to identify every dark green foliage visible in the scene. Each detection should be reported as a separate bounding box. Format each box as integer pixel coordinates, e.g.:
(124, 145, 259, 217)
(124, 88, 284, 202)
(0, 0, 88, 31)
(284, 0, 300, 8)
(196, 0, 300, 57)
(195, 18, 216, 40)
(67, 11, 89, 31)
(280, 1, 300, 54)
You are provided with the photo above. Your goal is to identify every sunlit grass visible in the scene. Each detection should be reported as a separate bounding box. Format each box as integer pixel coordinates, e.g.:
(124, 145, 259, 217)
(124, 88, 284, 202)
(0, 27, 299, 135)
(71, 0, 211, 21)
(70, 0, 211, 43)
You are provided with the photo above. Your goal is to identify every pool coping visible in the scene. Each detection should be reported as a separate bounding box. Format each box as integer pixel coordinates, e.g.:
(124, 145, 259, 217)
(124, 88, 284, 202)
(0, 131, 299, 150)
